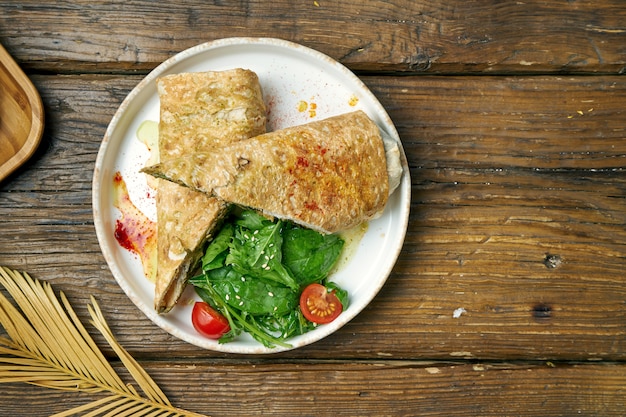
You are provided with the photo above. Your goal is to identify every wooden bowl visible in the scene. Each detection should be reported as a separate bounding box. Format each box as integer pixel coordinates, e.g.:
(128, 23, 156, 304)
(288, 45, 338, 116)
(0, 43, 44, 182)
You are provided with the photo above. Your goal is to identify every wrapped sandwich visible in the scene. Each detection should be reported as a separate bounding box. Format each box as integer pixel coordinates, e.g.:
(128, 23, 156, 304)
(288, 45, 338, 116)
(144, 110, 398, 235)
(153, 69, 266, 313)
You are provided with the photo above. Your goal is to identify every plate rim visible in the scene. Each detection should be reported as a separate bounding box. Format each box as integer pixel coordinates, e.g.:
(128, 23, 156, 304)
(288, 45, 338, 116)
(93, 37, 411, 354)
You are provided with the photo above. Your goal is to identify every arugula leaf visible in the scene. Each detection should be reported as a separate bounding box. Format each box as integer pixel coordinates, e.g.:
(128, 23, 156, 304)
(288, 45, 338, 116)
(282, 224, 345, 286)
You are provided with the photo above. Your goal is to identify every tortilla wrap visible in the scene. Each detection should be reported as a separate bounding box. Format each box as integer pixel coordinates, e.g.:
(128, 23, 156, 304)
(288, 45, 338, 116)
(144, 110, 389, 234)
(153, 69, 266, 313)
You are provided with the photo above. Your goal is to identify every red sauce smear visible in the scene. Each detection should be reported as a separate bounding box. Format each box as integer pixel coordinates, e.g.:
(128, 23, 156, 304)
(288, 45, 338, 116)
(112, 171, 157, 282)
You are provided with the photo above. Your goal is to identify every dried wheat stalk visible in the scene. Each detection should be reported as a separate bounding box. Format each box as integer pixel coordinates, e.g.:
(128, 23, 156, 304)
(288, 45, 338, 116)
(0, 266, 208, 417)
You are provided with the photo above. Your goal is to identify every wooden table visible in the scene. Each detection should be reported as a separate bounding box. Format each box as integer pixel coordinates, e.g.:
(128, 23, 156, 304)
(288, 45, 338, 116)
(1, 1, 625, 415)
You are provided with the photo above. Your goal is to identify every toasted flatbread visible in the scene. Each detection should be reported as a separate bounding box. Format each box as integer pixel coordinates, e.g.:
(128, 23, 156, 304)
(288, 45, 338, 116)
(144, 110, 389, 234)
(154, 69, 266, 313)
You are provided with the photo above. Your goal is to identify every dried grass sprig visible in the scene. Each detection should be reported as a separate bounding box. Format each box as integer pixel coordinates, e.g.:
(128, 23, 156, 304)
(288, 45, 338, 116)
(0, 266, 208, 417)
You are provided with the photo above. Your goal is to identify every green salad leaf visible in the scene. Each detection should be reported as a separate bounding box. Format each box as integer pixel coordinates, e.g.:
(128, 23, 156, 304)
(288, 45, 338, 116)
(201, 222, 233, 270)
(189, 209, 347, 348)
(228, 212, 298, 290)
(282, 225, 344, 286)
(194, 266, 297, 316)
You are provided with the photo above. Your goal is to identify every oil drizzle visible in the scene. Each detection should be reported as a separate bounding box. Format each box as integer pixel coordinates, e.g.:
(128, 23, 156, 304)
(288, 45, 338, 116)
(332, 222, 369, 274)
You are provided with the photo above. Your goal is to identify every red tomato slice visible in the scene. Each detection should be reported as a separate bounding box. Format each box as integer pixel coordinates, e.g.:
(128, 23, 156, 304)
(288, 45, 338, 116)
(191, 301, 230, 339)
(299, 283, 343, 324)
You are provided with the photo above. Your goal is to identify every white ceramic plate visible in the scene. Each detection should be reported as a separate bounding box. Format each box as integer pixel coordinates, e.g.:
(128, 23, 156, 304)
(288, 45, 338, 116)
(93, 38, 410, 354)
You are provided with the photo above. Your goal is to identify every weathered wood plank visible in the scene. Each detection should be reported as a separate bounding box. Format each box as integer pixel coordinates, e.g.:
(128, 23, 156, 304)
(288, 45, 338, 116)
(0, 0, 624, 74)
(0, 361, 624, 416)
(5, 74, 625, 185)
(0, 74, 624, 361)
(367, 75, 626, 170)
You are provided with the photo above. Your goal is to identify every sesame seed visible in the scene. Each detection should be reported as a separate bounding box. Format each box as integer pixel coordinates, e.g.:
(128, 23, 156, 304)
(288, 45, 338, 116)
(268, 292, 274, 297)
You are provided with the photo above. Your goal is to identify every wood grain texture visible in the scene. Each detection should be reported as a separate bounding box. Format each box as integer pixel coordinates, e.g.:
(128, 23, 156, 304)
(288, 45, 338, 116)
(0, 0, 624, 74)
(0, 361, 624, 416)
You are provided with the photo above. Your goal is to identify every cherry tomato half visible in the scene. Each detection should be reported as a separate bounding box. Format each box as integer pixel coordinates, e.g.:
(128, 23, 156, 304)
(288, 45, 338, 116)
(299, 283, 343, 324)
(191, 301, 230, 339)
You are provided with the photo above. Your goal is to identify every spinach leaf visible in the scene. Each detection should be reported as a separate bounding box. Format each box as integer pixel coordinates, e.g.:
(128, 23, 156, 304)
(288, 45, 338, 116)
(326, 281, 349, 309)
(253, 309, 316, 340)
(234, 209, 270, 229)
(226, 213, 298, 290)
(197, 267, 297, 316)
(282, 224, 345, 286)
(201, 222, 233, 271)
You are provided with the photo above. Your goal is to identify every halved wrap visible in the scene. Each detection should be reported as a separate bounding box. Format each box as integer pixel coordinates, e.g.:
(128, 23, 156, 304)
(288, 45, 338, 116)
(143, 110, 390, 235)
(153, 69, 266, 313)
